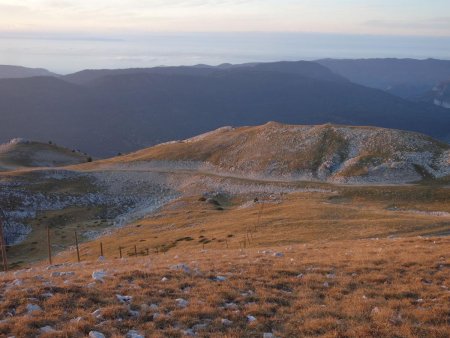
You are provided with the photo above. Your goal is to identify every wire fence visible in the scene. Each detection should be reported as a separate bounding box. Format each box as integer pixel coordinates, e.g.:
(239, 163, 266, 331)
(0, 201, 266, 271)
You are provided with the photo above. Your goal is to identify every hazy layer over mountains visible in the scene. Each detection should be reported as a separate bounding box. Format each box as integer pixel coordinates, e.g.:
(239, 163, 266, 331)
(0, 60, 449, 156)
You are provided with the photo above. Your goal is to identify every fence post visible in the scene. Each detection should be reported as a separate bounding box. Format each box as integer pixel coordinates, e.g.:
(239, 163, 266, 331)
(119, 246, 123, 259)
(47, 225, 52, 265)
(100, 242, 103, 257)
(75, 231, 80, 263)
(134, 245, 137, 256)
(255, 201, 265, 231)
(0, 216, 8, 272)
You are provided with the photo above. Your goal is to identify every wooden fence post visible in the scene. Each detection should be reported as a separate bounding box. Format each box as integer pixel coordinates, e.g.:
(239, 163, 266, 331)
(119, 246, 123, 259)
(255, 201, 265, 232)
(100, 242, 103, 257)
(0, 217, 8, 272)
(75, 231, 80, 263)
(134, 245, 137, 256)
(47, 225, 52, 265)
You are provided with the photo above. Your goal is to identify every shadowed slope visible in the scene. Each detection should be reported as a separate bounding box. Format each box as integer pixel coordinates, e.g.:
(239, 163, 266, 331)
(0, 139, 89, 171)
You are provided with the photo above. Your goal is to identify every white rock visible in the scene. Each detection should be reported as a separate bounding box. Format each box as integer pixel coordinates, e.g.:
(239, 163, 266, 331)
(214, 276, 227, 282)
(116, 294, 133, 303)
(70, 316, 83, 324)
(126, 330, 144, 338)
(92, 270, 106, 282)
(170, 263, 191, 273)
(175, 298, 189, 308)
(41, 292, 54, 298)
(221, 318, 233, 326)
(92, 309, 103, 319)
(51, 271, 75, 278)
(129, 309, 140, 317)
(183, 329, 196, 336)
(11, 279, 23, 287)
(39, 326, 56, 333)
(296, 273, 304, 279)
(224, 302, 238, 310)
(89, 331, 105, 338)
(26, 304, 42, 314)
(247, 315, 257, 322)
(192, 323, 208, 331)
(161, 277, 168, 282)
(263, 333, 275, 338)
(323, 282, 329, 288)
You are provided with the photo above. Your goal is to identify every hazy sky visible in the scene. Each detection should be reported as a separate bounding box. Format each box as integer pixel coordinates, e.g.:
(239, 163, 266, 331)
(1, 0, 449, 37)
(1, 0, 450, 72)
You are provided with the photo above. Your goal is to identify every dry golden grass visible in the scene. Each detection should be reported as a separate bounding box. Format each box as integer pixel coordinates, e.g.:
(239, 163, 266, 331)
(45, 186, 450, 263)
(0, 236, 448, 337)
(2, 171, 449, 337)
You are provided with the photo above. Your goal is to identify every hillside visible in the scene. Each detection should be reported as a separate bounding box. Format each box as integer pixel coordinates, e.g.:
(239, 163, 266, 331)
(316, 58, 450, 99)
(91, 123, 450, 184)
(424, 80, 450, 109)
(0, 138, 90, 171)
(0, 65, 57, 79)
(1, 61, 450, 156)
(1, 236, 448, 337)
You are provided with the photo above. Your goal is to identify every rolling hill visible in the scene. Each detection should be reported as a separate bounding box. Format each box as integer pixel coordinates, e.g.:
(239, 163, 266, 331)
(86, 122, 450, 184)
(0, 138, 90, 171)
(1, 61, 450, 157)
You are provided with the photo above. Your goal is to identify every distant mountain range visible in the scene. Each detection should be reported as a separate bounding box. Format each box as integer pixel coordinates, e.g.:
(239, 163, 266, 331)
(0, 60, 449, 156)
(0, 65, 58, 79)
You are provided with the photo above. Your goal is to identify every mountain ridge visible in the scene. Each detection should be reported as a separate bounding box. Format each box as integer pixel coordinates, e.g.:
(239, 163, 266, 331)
(0, 65, 58, 79)
(1, 60, 449, 156)
(82, 122, 450, 184)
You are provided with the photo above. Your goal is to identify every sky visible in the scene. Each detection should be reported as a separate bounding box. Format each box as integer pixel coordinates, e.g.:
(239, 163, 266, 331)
(1, 0, 449, 36)
(0, 0, 449, 72)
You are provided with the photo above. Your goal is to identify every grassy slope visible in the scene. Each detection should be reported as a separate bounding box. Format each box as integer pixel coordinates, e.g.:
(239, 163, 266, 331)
(75, 122, 449, 182)
(51, 184, 450, 262)
(0, 237, 448, 337)
(0, 172, 449, 337)
(0, 141, 89, 171)
(3, 171, 450, 268)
